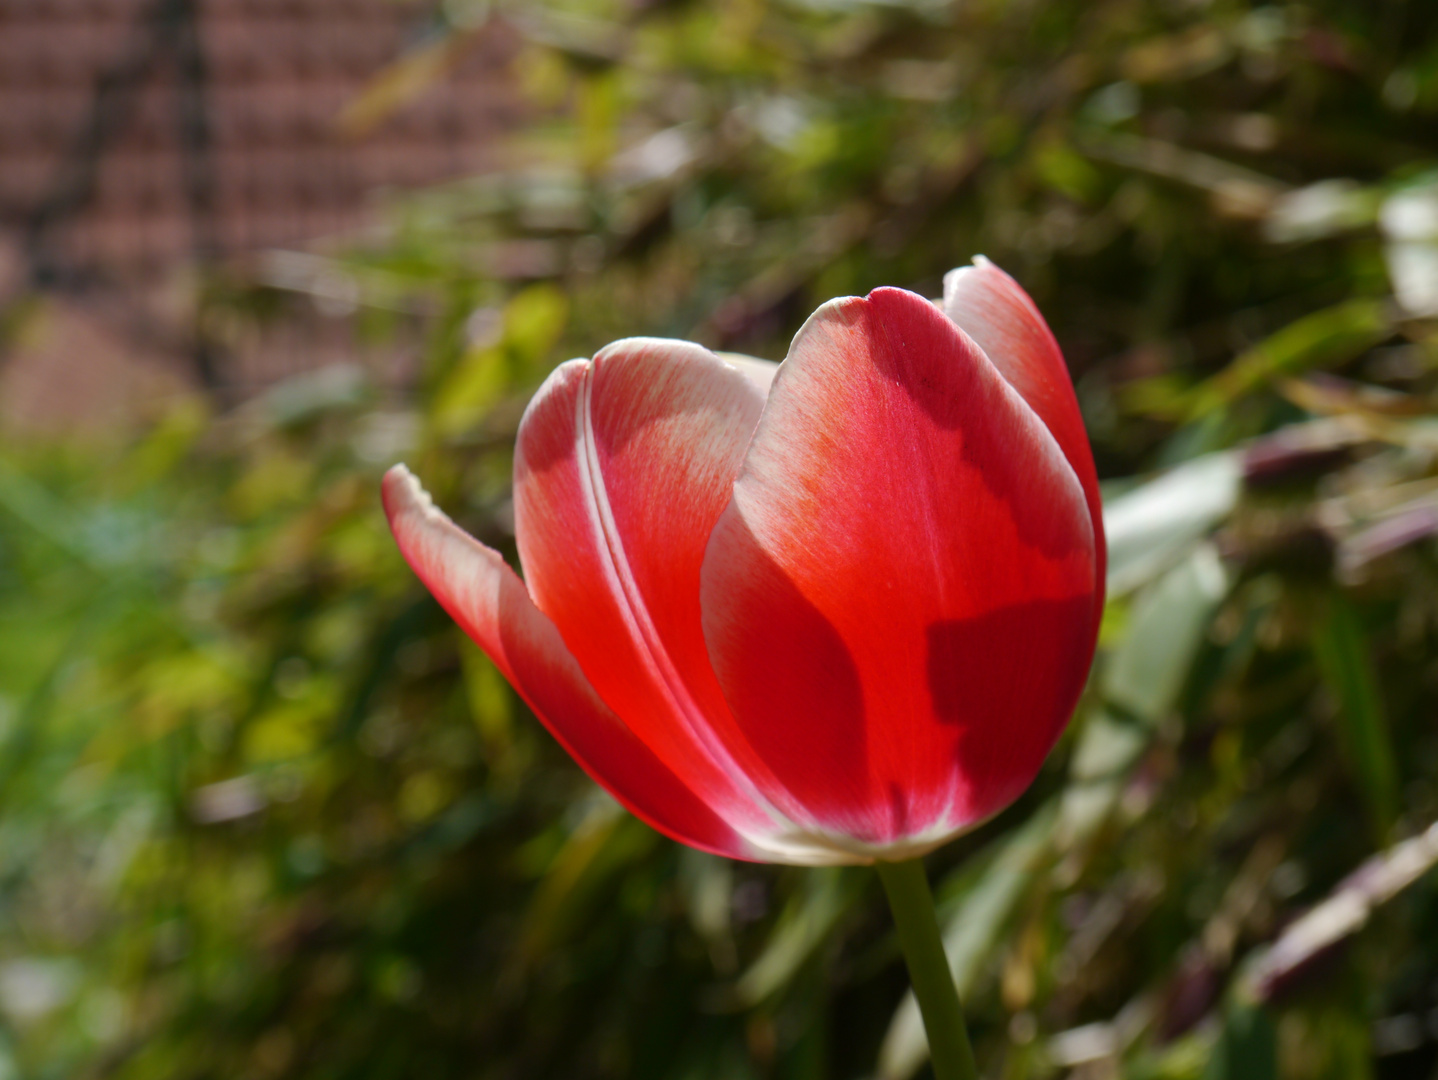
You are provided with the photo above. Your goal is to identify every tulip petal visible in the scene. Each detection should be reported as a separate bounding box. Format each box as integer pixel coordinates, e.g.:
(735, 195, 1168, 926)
(512, 341, 779, 839)
(701, 288, 1099, 849)
(942, 257, 1106, 591)
(715, 351, 781, 395)
(382, 465, 752, 859)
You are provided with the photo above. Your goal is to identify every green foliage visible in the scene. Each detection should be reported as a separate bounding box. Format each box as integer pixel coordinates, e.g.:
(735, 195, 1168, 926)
(5, 0, 1438, 1077)
(1204, 1006, 1277, 1080)
(1311, 592, 1399, 840)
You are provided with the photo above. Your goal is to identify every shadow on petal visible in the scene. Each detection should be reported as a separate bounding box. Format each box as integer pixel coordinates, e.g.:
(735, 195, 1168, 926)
(702, 508, 873, 834)
(858, 288, 1091, 565)
(925, 594, 1097, 818)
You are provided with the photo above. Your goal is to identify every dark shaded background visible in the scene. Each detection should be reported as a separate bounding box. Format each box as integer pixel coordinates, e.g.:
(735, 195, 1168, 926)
(3, 1, 1438, 1078)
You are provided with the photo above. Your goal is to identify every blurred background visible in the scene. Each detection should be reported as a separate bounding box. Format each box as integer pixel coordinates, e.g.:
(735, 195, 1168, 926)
(2, 0, 1438, 1076)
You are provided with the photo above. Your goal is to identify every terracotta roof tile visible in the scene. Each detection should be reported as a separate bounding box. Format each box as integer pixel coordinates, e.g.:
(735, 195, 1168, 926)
(0, 0, 521, 276)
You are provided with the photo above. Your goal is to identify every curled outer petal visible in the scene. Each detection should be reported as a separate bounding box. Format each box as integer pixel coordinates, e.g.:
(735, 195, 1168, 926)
(942, 256, 1106, 598)
(382, 464, 752, 859)
(701, 288, 1100, 856)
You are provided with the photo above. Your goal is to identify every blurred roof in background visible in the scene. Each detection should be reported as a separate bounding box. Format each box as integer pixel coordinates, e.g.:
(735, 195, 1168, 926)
(0, 0, 520, 429)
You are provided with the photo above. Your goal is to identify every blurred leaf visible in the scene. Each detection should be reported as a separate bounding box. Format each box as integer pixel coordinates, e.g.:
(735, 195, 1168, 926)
(503, 283, 569, 363)
(1033, 139, 1105, 204)
(1243, 820, 1438, 1002)
(1381, 178, 1438, 317)
(1311, 593, 1398, 839)
(1057, 709, 1149, 851)
(516, 798, 632, 964)
(122, 400, 210, 489)
(1188, 300, 1395, 417)
(337, 35, 467, 138)
(1264, 180, 1377, 244)
(680, 850, 735, 963)
(0, 459, 101, 571)
(1202, 1005, 1276, 1080)
(1104, 543, 1229, 726)
(733, 867, 862, 1006)
(1121, 25, 1231, 84)
(878, 804, 1056, 1080)
(432, 346, 510, 437)
(256, 364, 370, 428)
(1080, 131, 1285, 218)
(460, 636, 513, 757)
(1104, 455, 1240, 596)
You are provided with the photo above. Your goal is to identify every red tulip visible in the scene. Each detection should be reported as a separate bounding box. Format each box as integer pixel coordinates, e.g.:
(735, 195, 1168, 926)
(384, 258, 1104, 865)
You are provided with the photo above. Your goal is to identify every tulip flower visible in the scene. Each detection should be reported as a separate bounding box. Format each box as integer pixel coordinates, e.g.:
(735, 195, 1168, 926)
(385, 258, 1103, 1079)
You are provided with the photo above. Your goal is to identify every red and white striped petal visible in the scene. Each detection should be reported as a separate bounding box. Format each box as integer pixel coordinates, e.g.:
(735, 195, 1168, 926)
(512, 341, 780, 842)
(700, 288, 1099, 853)
(382, 465, 752, 859)
(942, 257, 1106, 593)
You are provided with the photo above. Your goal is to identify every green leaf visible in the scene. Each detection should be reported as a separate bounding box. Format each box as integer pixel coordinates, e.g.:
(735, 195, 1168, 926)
(733, 867, 861, 1006)
(1104, 543, 1229, 726)
(1188, 299, 1394, 416)
(502, 284, 569, 366)
(1203, 1005, 1276, 1080)
(515, 799, 642, 964)
(1311, 593, 1398, 839)
(1104, 454, 1241, 596)
(1056, 708, 1150, 851)
(431, 346, 510, 437)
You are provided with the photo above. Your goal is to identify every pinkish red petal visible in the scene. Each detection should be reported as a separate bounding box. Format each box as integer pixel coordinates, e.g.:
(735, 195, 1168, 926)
(943, 257, 1106, 593)
(512, 342, 777, 839)
(382, 464, 753, 860)
(701, 288, 1099, 848)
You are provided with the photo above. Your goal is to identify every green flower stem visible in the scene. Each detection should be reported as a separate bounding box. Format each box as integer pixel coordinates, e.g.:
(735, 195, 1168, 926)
(876, 858, 978, 1080)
